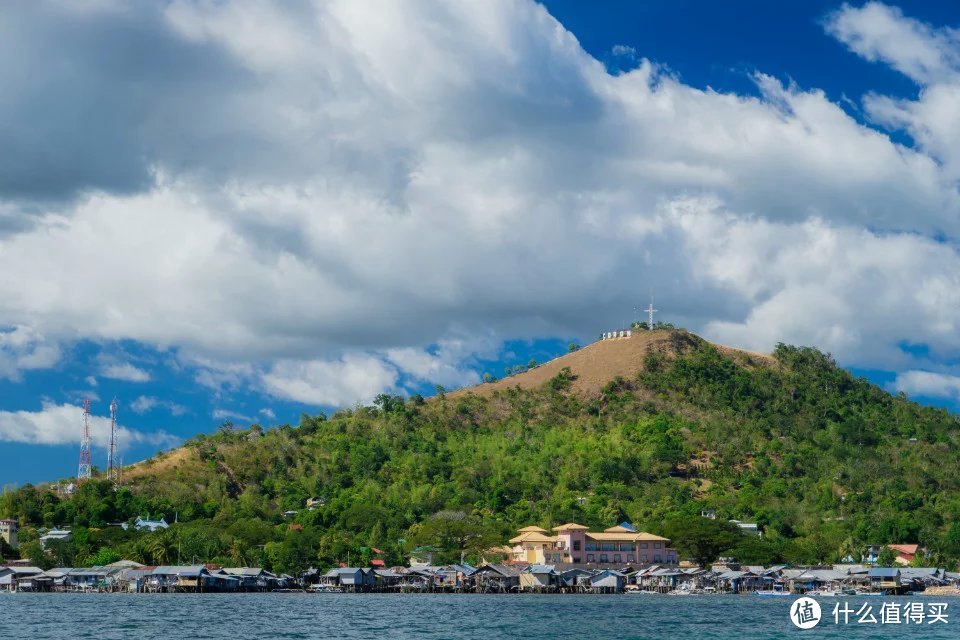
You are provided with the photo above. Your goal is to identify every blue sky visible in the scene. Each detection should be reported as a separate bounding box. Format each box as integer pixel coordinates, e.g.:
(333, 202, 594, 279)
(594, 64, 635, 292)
(3, 1, 960, 487)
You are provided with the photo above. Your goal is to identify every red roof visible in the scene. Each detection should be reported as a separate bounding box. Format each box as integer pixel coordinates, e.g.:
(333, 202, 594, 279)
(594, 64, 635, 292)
(370, 547, 384, 555)
(370, 559, 385, 566)
(889, 544, 919, 554)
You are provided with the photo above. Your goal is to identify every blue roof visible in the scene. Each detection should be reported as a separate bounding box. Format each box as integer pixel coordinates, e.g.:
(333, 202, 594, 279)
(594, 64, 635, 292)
(618, 521, 637, 532)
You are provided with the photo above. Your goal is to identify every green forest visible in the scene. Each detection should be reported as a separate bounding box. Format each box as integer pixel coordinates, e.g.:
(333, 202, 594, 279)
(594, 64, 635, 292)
(3, 332, 960, 575)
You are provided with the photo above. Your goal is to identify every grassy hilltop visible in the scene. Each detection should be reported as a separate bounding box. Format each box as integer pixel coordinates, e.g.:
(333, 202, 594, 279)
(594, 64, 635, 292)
(3, 330, 960, 574)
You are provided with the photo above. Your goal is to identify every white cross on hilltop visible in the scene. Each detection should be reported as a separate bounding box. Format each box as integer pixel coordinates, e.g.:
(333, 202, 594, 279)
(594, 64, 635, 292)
(645, 300, 657, 330)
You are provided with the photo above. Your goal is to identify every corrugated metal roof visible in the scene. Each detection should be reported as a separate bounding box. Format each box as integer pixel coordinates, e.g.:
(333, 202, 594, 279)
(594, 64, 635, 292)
(526, 564, 557, 574)
(223, 567, 266, 576)
(151, 565, 207, 577)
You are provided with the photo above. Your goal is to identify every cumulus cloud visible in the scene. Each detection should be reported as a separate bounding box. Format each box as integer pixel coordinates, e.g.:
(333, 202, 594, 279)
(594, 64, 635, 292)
(262, 354, 400, 406)
(894, 370, 960, 401)
(99, 362, 151, 383)
(825, 2, 960, 186)
(825, 2, 960, 84)
(130, 395, 188, 416)
(386, 337, 489, 389)
(0, 401, 180, 448)
(0, 326, 60, 381)
(0, 1, 959, 407)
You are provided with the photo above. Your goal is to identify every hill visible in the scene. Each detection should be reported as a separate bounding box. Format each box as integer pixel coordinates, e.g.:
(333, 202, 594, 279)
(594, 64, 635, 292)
(3, 330, 960, 575)
(450, 329, 774, 398)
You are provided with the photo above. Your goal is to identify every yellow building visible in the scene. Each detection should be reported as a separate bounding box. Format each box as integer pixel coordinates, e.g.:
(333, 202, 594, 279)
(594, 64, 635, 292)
(509, 523, 678, 565)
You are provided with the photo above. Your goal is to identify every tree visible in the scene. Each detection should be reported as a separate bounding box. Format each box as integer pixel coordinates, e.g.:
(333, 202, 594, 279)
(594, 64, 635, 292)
(663, 516, 742, 567)
(410, 510, 501, 564)
(0, 536, 16, 561)
(19, 540, 52, 570)
(265, 528, 319, 575)
(86, 547, 120, 567)
(877, 546, 897, 566)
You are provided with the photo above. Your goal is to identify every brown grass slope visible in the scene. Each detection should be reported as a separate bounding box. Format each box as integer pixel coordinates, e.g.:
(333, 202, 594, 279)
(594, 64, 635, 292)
(450, 329, 775, 398)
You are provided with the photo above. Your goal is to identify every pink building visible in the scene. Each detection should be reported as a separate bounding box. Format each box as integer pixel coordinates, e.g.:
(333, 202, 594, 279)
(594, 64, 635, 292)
(510, 522, 678, 565)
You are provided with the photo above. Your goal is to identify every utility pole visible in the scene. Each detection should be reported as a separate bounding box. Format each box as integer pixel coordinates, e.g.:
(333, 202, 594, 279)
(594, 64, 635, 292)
(77, 400, 92, 481)
(108, 398, 118, 486)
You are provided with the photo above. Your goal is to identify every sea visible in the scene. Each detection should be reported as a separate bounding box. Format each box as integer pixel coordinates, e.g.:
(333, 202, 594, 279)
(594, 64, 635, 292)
(0, 593, 955, 639)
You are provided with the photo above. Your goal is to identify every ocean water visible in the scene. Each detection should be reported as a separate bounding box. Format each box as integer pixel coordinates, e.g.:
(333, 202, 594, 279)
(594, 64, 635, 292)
(0, 593, 955, 639)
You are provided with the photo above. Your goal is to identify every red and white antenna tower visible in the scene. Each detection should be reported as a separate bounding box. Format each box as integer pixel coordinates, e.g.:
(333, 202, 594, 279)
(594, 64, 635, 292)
(77, 399, 92, 481)
(108, 398, 118, 485)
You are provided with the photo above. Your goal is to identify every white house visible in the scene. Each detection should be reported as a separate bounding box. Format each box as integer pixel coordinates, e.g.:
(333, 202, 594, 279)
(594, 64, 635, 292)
(134, 516, 169, 532)
(39, 528, 72, 548)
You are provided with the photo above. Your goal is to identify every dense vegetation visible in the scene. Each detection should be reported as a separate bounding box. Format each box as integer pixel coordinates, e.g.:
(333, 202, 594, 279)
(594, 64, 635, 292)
(3, 332, 960, 574)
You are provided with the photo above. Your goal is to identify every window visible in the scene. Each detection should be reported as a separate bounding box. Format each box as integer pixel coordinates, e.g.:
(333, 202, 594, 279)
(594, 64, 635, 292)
(654, 555, 661, 563)
(599, 554, 608, 562)
(573, 540, 581, 551)
(585, 543, 597, 551)
(640, 543, 648, 549)
(627, 554, 635, 562)
(601, 543, 616, 551)
(586, 554, 595, 562)
(654, 543, 661, 549)
(640, 555, 647, 562)
(573, 557, 581, 563)
(613, 554, 622, 563)
(619, 543, 633, 551)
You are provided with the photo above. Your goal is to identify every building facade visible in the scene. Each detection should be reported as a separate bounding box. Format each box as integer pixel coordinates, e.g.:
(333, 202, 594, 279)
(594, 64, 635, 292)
(0, 519, 17, 549)
(509, 523, 678, 565)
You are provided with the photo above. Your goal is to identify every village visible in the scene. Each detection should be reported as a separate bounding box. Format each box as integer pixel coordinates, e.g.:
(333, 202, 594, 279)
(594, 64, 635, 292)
(3, 521, 959, 596)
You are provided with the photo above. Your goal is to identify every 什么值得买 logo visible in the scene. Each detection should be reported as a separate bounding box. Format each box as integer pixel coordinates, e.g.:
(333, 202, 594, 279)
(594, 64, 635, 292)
(791, 597, 822, 629)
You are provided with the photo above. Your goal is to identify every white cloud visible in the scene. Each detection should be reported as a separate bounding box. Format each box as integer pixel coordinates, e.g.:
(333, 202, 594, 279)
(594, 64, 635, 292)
(130, 395, 158, 414)
(211, 408, 255, 423)
(0, 326, 60, 381)
(262, 354, 399, 406)
(85, 376, 98, 387)
(258, 407, 275, 420)
(129, 395, 188, 416)
(826, 4, 960, 182)
(0, 401, 180, 448)
(894, 370, 960, 401)
(0, 0, 958, 406)
(825, 2, 960, 84)
(99, 362, 151, 383)
(386, 338, 486, 389)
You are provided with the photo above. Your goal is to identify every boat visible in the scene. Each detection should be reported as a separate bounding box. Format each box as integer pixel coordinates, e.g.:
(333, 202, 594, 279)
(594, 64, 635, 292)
(312, 585, 344, 593)
(854, 590, 886, 597)
(755, 584, 791, 597)
(806, 590, 837, 597)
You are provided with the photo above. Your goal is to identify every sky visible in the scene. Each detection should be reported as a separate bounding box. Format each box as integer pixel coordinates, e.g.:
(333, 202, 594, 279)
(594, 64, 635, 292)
(2, 1, 960, 487)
